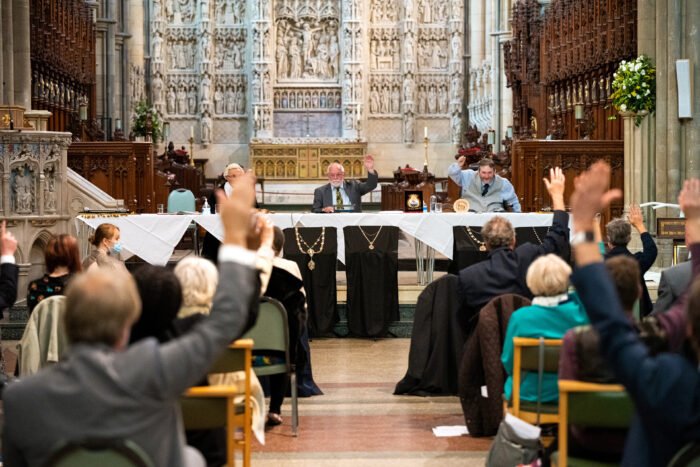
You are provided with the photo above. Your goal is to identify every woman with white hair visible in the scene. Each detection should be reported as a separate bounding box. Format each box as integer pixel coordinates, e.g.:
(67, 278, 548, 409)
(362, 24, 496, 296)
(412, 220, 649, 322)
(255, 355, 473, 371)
(172, 256, 267, 445)
(500, 254, 588, 404)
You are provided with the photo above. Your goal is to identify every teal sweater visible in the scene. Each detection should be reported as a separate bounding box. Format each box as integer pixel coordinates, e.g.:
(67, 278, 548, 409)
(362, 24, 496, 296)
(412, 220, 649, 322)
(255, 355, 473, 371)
(502, 294, 589, 403)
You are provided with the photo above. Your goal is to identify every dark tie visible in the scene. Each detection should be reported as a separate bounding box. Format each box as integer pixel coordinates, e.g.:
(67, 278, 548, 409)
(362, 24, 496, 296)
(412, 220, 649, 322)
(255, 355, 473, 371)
(481, 183, 490, 197)
(335, 187, 344, 210)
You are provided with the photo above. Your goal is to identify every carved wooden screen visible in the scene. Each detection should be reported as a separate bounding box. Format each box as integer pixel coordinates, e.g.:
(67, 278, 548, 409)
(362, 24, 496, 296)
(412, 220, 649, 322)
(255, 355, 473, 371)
(68, 142, 156, 213)
(504, 0, 636, 141)
(512, 140, 624, 223)
(30, 0, 96, 134)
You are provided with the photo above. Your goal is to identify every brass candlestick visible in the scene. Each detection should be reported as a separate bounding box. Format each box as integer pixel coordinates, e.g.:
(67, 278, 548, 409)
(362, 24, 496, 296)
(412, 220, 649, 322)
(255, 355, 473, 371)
(423, 136, 429, 170)
(188, 136, 195, 167)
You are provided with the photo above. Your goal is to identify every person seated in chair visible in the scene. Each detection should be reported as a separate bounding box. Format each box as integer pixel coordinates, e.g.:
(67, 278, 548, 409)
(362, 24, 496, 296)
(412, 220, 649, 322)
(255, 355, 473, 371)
(312, 155, 378, 213)
(2, 173, 262, 467)
(568, 162, 700, 466)
(603, 204, 658, 318)
(456, 168, 570, 331)
(501, 254, 588, 405)
(448, 157, 521, 212)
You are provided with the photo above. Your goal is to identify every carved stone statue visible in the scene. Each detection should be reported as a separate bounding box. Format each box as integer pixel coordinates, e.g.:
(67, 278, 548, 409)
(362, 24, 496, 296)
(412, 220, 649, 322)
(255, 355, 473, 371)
(188, 87, 197, 114)
(167, 87, 176, 114)
(14, 169, 33, 214)
(201, 75, 211, 102)
(44, 170, 57, 212)
(152, 33, 163, 61)
(201, 114, 213, 144)
(404, 113, 414, 143)
(214, 87, 224, 114)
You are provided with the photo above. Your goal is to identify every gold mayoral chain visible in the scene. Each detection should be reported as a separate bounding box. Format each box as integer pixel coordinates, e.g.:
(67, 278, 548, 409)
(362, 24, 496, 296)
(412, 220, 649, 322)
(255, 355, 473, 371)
(464, 226, 487, 252)
(532, 226, 550, 245)
(295, 227, 325, 270)
(358, 226, 383, 250)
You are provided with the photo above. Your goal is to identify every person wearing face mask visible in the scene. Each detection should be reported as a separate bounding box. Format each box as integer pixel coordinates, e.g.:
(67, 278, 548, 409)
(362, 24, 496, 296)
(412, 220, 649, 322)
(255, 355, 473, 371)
(312, 155, 378, 213)
(82, 223, 128, 272)
(448, 157, 521, 212)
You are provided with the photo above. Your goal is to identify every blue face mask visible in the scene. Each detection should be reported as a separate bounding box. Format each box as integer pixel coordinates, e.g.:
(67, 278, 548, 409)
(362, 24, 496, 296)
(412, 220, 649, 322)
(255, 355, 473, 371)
(111, 242, 123, 255)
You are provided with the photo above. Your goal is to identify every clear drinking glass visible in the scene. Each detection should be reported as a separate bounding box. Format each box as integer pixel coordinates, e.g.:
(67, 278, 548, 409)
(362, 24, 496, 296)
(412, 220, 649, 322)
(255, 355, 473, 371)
(435, 203, 443, 213)
(157, 204, 165, 214)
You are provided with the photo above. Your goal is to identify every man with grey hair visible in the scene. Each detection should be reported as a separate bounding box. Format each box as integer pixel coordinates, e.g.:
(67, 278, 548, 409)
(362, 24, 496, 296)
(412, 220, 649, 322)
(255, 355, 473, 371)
(604, 204, 658, 317)
(448, 157, 521, 212)
(312, 155, 378, 213)
(3, 173, 263, 467)
(457, 167, 570, 327)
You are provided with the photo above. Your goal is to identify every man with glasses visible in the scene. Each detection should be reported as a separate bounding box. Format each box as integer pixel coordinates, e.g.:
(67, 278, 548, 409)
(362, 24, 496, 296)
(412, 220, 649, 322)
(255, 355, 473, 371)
(312, 155, 378, 213)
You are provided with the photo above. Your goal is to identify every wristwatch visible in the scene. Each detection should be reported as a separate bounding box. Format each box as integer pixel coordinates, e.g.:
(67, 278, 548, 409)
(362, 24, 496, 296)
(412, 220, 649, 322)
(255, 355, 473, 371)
(570, 231, 596, 246)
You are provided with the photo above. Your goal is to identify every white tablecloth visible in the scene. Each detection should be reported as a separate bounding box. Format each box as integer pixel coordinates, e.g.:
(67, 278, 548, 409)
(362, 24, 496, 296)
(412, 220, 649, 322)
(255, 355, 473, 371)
(77, 212, 556, 265)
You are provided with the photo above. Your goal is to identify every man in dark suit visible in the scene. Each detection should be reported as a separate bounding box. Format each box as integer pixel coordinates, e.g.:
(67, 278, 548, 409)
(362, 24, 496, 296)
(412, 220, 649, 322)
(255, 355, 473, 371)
(312, 155, 378, 213)
(457, 167, 570, 326)
(604, 204, 658, 317)
(3, 174, 264, 467)
(0, 221, 19, 313)
(654, 259, 692, 313)
(568, 161, 700, 466)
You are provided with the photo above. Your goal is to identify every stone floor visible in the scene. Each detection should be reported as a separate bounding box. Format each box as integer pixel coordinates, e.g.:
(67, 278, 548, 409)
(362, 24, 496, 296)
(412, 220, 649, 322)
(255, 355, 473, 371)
(253, 338, 491, 466)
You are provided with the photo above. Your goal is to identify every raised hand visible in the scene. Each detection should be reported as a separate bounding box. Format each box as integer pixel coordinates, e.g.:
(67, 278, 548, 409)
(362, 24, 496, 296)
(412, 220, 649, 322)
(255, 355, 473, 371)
(543, 167, 566, 211)
(679, 179, 700, 244)
(364, 154, 375, 173)
(216, 171, 257, 248)
(0, 221, 17, 257)
(627, 204, 646, 232)
(679, 179, 700, 220)
(569, 161, 622, 232)
(457, 155, 467, 168)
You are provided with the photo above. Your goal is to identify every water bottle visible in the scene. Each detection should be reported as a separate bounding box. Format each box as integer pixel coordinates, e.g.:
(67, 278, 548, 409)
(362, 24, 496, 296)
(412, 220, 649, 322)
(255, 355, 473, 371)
(429, 194, 437, 213)
(422, 201, 427, 213)
(201, 197, 211, 215)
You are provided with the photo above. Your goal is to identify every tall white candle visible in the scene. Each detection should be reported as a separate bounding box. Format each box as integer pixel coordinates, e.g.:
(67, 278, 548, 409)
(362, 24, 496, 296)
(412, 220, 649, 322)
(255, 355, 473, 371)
(190, 126, 194, 139)
(424, 126, 428, 138)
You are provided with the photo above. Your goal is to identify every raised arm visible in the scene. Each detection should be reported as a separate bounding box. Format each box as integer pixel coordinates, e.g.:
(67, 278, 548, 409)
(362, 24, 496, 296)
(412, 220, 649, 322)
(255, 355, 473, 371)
(356, 155, 378, 195)
(534, 168, 569, 257)
(628, 204, 658, 271)
(151, 172, 263, 398)
(501, 179, 522, 212)
(0, 221, 18, 312)
(448, 156, 467, 185)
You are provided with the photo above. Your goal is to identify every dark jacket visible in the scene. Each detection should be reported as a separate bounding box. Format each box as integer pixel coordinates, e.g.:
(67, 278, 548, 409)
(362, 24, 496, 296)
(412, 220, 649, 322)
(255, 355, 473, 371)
(654, 260, 692, 314)
(459, 294, 531, 436)
(312, 171, 378, 213)
(394, 274, 465, 396)
(571, 261, 700, 467)
(0, 262, 19, 314)
(457, 210, 570, 324)
(605, 231, 658, 318)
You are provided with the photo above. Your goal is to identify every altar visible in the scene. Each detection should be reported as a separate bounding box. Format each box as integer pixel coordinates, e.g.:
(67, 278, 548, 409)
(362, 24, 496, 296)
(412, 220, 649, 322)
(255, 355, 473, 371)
(75, 212, 557, 284)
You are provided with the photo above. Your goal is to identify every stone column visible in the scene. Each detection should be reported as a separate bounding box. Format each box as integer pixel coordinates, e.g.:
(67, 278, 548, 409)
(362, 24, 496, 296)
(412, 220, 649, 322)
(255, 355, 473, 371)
(12, 0, 30, 110)
(469, 0, 485, 65)
(2, 0, 14, 105)
(685, 0, 700, 179)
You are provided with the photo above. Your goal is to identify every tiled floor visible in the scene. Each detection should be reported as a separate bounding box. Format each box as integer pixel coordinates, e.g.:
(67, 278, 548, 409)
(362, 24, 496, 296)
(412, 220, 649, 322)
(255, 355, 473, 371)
(254, 339, 490, 466)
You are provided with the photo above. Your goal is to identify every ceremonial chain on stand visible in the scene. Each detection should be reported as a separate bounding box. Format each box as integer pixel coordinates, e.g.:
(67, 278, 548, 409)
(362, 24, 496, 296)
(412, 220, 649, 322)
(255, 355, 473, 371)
(358, 226, 383, 250)
(294, 227, 325, 271)
(531, 226, 551, 245)
(464, 226, 487, 252)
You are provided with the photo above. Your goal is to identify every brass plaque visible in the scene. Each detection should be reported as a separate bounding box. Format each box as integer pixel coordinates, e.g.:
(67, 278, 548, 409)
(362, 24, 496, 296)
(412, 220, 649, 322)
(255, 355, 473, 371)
(657, 218, 686, 239)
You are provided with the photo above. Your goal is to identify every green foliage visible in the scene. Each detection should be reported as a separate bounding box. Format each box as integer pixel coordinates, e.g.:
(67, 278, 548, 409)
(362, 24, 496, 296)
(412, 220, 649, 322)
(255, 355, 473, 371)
(131, 101, 162, 141)
(609, 55, 656, 126)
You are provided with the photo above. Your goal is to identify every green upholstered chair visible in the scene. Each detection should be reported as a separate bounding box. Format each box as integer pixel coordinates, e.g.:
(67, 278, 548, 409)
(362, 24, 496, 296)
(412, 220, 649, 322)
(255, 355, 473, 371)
(551, 380, 633, 467)
(44, 438, 154, 467)
(242, 296, 299, 437)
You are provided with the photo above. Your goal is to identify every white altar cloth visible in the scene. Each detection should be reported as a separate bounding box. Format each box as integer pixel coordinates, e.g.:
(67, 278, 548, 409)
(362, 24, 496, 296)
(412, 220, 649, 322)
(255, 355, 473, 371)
(77, 212, 556, 266)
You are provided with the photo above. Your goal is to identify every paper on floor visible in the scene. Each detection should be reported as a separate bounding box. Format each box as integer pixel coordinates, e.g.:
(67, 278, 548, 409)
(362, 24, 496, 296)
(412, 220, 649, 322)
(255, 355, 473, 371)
(432, 425, 469, 437)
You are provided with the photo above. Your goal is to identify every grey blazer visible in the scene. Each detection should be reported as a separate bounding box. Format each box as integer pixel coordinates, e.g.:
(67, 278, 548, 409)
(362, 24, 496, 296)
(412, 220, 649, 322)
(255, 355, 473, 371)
(2, 260, 259, 467)
(653, 260, 692, 314)
(312, 171, 378, 213)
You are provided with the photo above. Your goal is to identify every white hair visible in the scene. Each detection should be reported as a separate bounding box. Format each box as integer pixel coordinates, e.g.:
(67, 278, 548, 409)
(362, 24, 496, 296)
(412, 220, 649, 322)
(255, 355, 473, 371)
(224, 163, 243, 174)
(327, 162, 344, 174)
(526, 254, 572, 297)
(174, 257, 219, 309)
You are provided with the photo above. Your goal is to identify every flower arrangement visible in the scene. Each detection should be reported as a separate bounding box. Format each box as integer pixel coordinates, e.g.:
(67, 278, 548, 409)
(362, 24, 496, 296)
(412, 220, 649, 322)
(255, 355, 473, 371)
(609, 55, 656, 126)
(131, 101, 162, 141)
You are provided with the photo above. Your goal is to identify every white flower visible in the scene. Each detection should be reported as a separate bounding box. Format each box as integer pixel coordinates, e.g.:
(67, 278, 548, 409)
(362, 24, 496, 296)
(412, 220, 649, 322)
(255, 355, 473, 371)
(640, 70, 646, 76)
(635, 63, 641, 71)
(645, 90, 650, 95)
(620, 104, 627, 111)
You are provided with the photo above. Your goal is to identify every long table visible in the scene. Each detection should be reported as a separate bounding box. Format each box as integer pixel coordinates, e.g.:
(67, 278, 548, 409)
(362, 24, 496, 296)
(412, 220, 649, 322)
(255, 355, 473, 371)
(76, 212, 556, 281)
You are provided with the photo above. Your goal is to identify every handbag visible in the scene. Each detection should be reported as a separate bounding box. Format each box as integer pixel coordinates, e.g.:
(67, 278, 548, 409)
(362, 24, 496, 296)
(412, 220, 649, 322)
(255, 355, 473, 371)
(486, 338, 546, 466)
